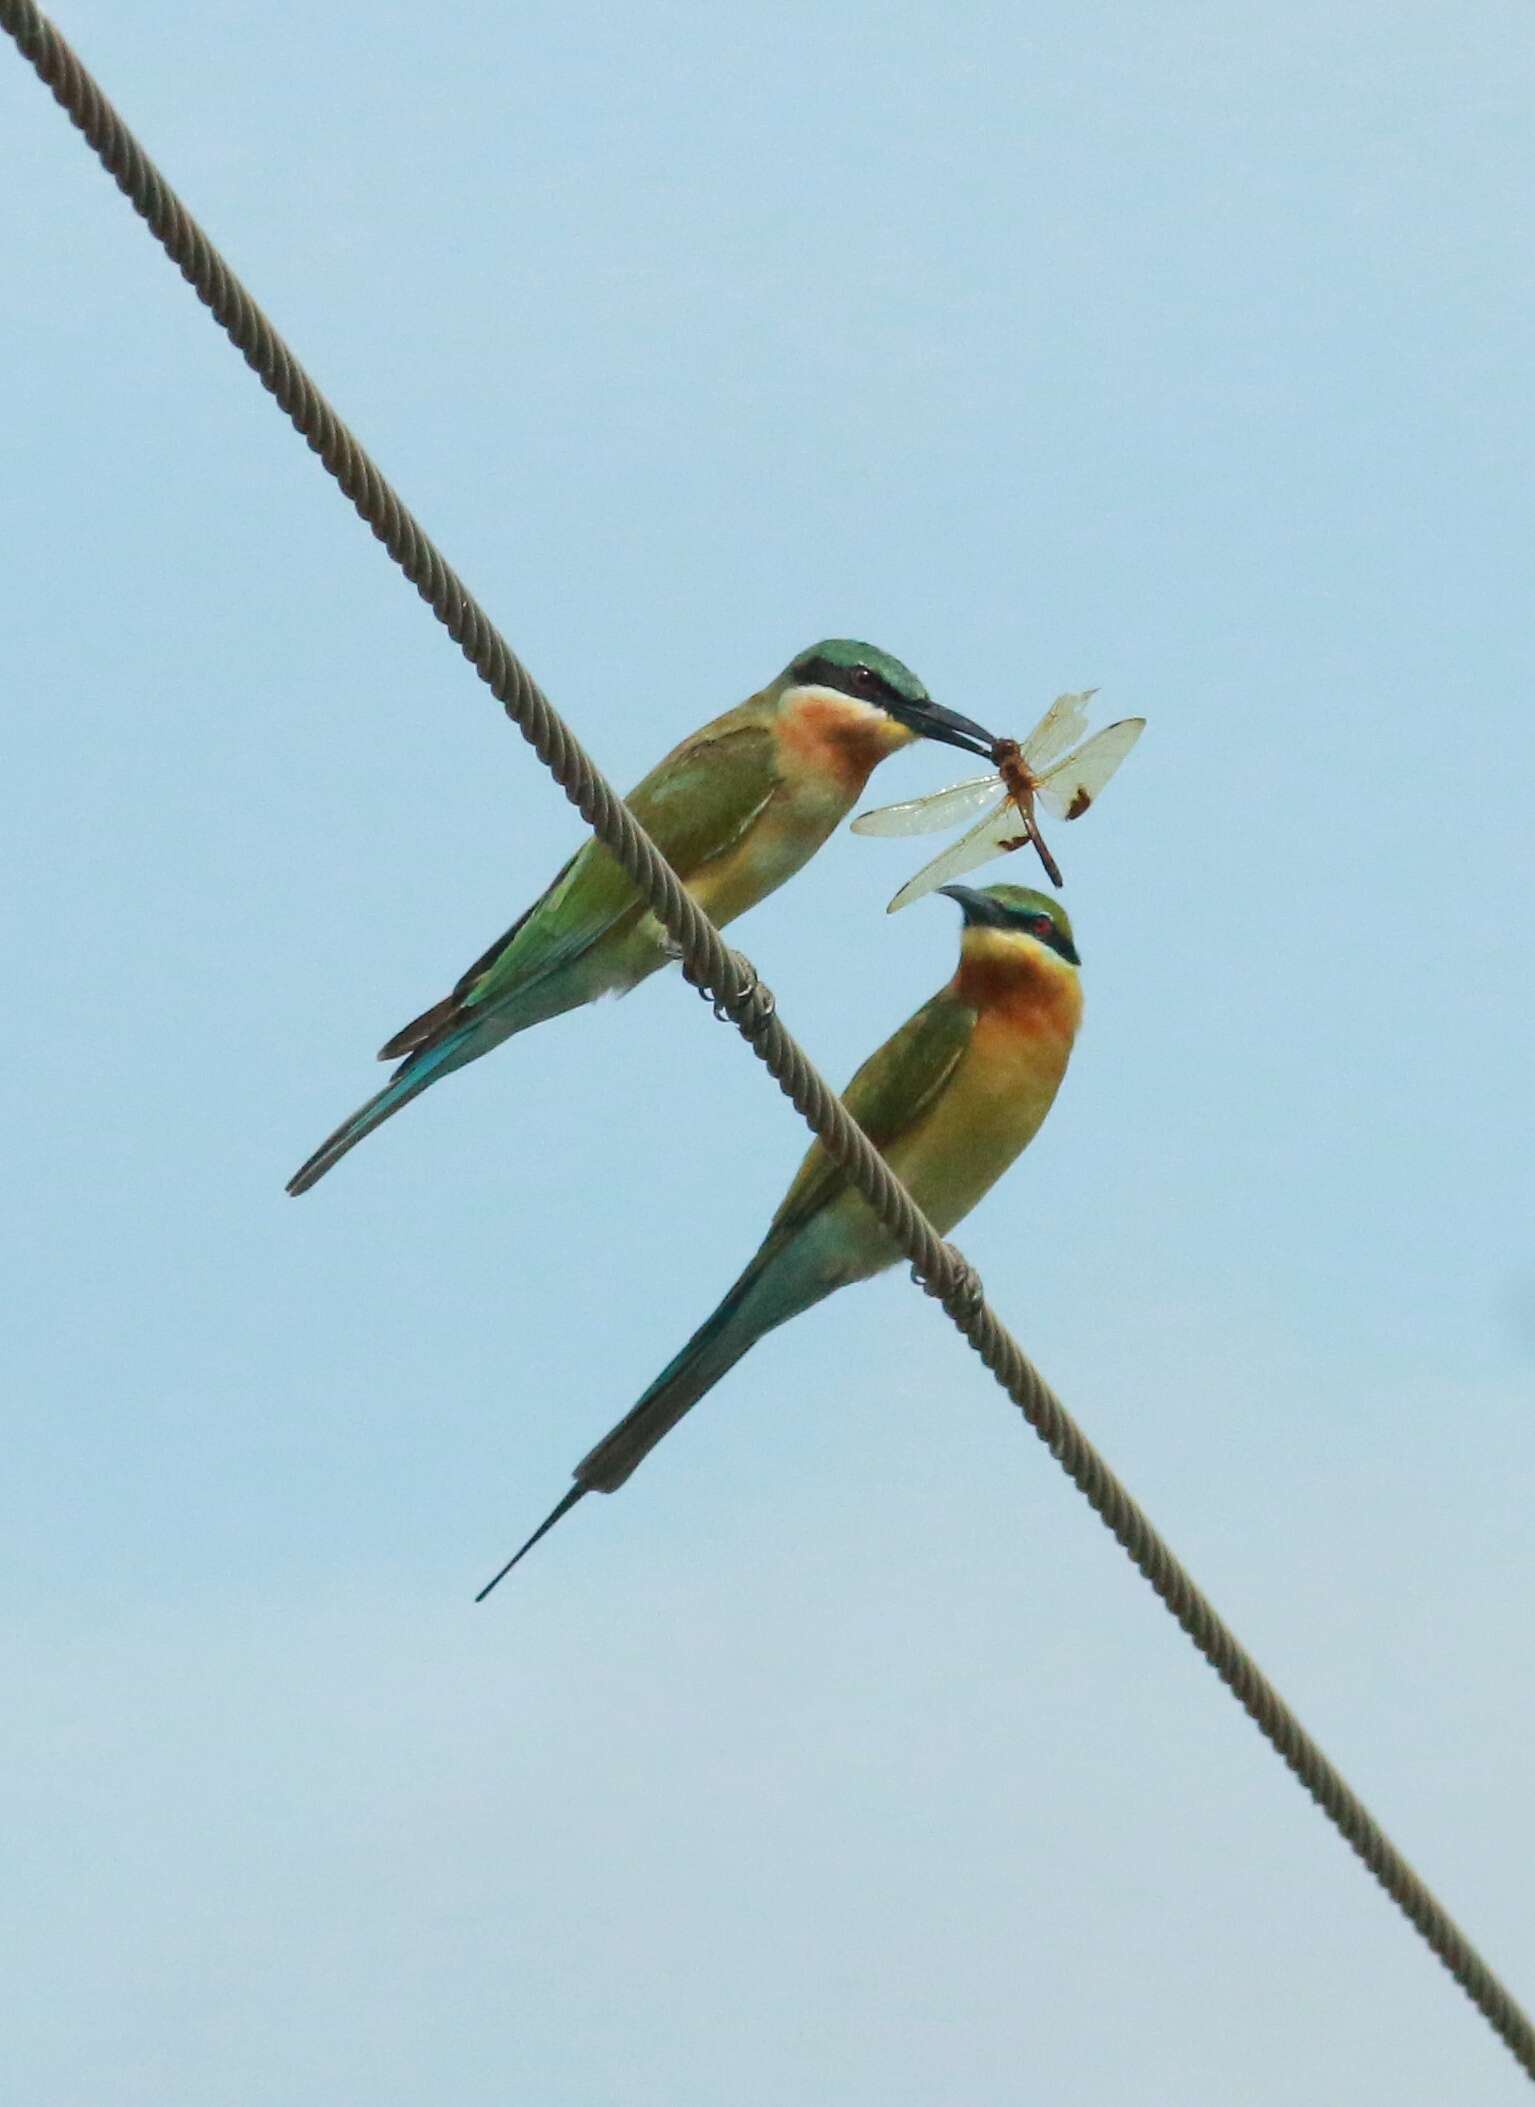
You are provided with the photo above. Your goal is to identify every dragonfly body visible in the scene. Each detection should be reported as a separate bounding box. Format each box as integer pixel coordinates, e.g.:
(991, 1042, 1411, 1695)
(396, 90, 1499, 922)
(992, 737, 1058, 882)
(478, 882, 1081, 1592)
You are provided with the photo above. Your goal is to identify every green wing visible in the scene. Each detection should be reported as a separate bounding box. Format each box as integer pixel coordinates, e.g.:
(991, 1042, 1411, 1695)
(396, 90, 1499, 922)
(769, 989, 977, 1238)
(459, 719, 778, 1009)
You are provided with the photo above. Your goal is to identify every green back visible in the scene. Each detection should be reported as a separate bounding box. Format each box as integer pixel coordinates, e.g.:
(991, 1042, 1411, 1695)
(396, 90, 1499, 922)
(769, 988, 977, 1238)
(460, 717, 777, 1008)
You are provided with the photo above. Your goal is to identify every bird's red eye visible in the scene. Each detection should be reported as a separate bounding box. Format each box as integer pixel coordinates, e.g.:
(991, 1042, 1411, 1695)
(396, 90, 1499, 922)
(1031, 916, 1053, 938)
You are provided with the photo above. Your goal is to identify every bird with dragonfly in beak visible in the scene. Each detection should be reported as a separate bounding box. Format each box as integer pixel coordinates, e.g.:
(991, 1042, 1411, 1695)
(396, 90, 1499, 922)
(288, 640, 999, 1194)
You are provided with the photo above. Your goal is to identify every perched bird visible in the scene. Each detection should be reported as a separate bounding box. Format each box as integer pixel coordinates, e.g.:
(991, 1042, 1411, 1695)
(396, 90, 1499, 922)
(477, 881, 1082, 1595)
(288, 640, 996, 1194)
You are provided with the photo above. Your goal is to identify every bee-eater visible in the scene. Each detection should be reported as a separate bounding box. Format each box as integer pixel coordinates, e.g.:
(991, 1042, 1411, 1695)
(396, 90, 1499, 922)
(288, 640, 997, 1194)
(477, 882, 1082, 1594)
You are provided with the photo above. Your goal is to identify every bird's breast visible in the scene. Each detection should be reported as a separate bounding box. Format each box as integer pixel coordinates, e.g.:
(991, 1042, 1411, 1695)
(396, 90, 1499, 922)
(884, 954, 1079, 1236)
(955, 935, 1083, 1055)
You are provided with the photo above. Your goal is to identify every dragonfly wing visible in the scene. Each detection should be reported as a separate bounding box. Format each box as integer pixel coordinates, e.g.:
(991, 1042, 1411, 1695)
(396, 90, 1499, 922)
(886, 801, 1030, 912)
(1035, 718, 1146, 820)
(851, 773, 1003, 837)
(1020, 690, 1096, 773)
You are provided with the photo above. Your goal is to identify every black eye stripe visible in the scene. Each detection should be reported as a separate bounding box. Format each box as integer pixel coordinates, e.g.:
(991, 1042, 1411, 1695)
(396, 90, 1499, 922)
(795, 656, 892, 704)
(1011, 913, 1077, 964)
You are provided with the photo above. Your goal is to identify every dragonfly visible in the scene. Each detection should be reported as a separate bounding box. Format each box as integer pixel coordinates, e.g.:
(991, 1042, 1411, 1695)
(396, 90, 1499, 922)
(851, 689, 1145, 908)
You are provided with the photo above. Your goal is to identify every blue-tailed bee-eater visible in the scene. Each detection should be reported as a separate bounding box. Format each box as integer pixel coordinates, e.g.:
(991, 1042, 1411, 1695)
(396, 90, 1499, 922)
(477, 881, 1081, 1594)
(288, 640, 997, 1194)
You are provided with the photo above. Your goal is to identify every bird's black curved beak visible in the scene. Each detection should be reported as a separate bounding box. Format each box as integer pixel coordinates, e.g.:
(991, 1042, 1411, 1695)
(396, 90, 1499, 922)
(938, 884, 1009, 927)
(897, 697, 998, 758)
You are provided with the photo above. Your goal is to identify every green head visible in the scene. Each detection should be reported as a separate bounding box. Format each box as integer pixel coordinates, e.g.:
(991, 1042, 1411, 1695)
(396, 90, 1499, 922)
(939, 883, 1080, 965)
(784, 639, 997, 758)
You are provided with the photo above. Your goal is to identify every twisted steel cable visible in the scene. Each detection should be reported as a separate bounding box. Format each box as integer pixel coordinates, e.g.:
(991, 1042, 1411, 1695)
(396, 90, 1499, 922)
(5, 0, 1532, 2079)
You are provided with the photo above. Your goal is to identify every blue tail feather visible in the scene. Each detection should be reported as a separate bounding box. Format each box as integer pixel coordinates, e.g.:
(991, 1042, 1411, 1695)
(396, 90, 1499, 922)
(575, 1294, 761, 1493)
(286, 1027, 477, 1195)
(574, 1232, 836, 1492)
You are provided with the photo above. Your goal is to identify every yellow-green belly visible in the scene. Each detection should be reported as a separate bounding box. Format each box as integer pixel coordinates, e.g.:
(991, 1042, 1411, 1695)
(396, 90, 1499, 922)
(626, 773, 855, 963)
(792, 1017, 1073, 1304)
(884, 1022, 1070, 1237)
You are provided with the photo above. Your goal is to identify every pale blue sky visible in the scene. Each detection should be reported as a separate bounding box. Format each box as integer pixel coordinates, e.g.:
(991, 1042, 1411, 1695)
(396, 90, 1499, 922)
(3, 2, 1533, 2100)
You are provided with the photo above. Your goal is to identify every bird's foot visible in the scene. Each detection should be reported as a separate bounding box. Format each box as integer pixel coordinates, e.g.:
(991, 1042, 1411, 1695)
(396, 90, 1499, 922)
(912, 1243, 986, 1323)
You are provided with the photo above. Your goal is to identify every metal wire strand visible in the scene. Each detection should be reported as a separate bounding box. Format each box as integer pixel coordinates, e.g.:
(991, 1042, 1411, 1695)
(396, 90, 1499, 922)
(5, 0, 1532, 2081)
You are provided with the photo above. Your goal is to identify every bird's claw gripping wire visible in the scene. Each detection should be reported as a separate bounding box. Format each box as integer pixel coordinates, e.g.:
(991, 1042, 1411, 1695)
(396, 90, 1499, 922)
(911, 1244, 986, 1323)
(685, 949, 777, 1036)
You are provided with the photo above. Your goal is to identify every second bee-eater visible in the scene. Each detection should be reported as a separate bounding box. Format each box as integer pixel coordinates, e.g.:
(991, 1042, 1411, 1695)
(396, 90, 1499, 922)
(478, 882, 1082, 1593)
(288, 640, 997, 1194)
